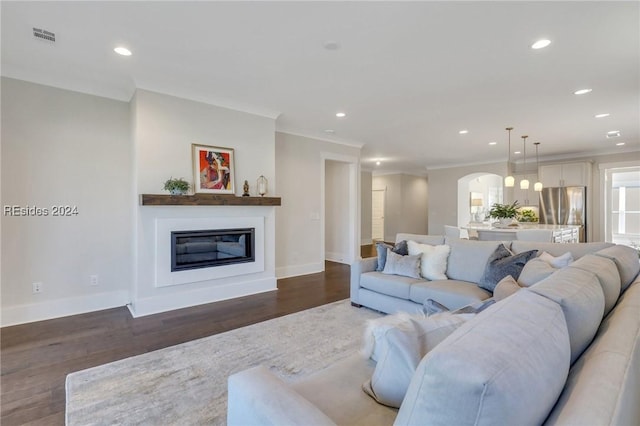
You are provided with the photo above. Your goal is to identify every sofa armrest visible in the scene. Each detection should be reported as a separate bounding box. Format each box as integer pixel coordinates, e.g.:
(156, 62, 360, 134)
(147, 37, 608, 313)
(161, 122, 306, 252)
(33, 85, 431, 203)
(350, 257, 378, 304)
(228, 366, 337, 426)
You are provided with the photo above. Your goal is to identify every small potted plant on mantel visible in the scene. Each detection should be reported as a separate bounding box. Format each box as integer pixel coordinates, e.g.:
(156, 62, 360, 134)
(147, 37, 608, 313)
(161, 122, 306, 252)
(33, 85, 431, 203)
(163, 177, 190, 195)
(487, 201, 520, 226)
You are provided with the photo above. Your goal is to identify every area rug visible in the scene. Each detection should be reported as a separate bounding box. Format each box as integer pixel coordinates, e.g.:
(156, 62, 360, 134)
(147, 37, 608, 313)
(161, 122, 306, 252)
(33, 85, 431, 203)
(66, 300, 382, 425)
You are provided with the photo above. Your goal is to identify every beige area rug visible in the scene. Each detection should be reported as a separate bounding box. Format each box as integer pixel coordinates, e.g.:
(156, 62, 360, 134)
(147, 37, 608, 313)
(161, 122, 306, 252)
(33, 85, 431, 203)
(66, 300, 383, 425)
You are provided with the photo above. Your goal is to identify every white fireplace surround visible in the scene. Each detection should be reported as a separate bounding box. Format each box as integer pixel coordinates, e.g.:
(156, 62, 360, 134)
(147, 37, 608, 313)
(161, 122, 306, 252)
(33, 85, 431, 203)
(155, 216, 265, 287)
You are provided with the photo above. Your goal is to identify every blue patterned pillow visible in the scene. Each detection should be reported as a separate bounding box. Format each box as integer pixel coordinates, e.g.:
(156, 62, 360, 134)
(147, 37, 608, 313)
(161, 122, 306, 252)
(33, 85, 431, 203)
(478, 244, 537, 292)
(376, 240, 409, 271)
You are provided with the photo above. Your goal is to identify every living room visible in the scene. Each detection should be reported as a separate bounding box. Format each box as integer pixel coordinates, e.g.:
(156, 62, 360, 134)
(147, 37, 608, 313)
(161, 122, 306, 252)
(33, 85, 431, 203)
(2, 1, 639, 425)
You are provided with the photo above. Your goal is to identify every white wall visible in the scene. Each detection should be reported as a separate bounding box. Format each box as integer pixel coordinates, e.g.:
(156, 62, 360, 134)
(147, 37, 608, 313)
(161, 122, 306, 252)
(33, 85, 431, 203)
(131, 89, 277, 316)
(360, 170, 373, 245)
(275, 132, 360, 277)
(325, 161, 350, 263)
(1, 78, 132, 326)
(372, 174, 427, 242)
(427, 162, 507, 235)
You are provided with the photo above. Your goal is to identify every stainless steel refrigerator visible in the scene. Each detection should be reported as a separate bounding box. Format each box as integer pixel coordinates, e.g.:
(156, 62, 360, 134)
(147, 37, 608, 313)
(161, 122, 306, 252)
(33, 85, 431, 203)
(539, 186, 587, 242)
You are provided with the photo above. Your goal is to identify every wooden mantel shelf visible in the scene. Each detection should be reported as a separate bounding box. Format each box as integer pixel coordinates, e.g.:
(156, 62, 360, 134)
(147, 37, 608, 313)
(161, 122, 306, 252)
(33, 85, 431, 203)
(140, 193, 281, 206)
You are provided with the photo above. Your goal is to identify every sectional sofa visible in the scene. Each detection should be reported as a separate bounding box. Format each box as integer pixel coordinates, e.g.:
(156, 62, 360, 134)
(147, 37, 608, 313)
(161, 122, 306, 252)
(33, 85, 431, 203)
(350, 233, 615, 314)
(228, 236, 640, 425)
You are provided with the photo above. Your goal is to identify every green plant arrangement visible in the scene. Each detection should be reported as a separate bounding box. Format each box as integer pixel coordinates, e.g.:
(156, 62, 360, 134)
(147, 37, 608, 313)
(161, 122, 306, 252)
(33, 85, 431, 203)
(517, 208, 539, 223)
(487, 201, 520, 219)
(163, 177, 190, 195)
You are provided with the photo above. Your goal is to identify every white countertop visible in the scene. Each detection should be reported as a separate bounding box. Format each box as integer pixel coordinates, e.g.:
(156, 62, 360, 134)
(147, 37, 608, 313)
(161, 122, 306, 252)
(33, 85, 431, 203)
(462, 223, 581, 233)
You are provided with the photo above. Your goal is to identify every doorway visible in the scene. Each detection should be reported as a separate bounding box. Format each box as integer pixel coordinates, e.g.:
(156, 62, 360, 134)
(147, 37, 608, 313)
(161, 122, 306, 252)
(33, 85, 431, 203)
(321, 153, 359, 266)
(372, 189, 385, 242)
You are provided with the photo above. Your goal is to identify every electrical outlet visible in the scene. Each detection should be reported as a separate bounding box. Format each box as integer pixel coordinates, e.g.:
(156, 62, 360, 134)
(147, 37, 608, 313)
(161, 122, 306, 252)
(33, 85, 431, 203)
(32, 282, 43, 294)
(89, 275, 99, 286)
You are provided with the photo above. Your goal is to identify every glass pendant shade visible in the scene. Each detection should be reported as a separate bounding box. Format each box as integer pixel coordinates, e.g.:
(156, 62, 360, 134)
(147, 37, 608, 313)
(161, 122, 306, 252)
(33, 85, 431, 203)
(533, 143, 542, 192)
(520, 179, 530, 190)
(504, 127, 514, 188)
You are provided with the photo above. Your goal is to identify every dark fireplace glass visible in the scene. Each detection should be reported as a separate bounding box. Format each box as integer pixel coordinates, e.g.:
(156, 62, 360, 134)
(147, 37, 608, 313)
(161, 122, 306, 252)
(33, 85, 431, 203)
(171, 228, 255, 272)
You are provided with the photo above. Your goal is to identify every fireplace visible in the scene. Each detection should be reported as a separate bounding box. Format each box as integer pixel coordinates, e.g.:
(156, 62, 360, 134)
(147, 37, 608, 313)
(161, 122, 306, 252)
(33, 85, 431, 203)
(171, 228, 255, 272)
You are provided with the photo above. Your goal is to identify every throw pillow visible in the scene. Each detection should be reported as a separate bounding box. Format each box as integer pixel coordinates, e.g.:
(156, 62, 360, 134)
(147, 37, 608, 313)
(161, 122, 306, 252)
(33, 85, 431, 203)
(362, 312, 471, 408)
(407, 240, 450, 280)
(518, 258, 557, 287)
(375, 240, 409, 271)
(493, 275, 522, 301)
(478, 244, 538, 292)
(382, 249, 421, 279)
(539, 251, 574, 268)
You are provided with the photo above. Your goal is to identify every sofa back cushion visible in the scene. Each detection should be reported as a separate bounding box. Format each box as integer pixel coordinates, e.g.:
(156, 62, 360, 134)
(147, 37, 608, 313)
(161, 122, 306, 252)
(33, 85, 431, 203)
(511, 241, 613, 260)
(518, 258, 558, 287)
(568, 254, 621, 316)
(395, 233, 444, 246)
(527, 267, 605, 364)
(444, 238, 508, 283)
(594, 245, 640, 291)
(396, 290, 570, 426)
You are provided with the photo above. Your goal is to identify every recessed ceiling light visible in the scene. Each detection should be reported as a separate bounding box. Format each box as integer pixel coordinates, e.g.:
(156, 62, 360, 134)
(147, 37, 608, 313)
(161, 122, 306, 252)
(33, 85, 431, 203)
(335, 112, 346, 118)
(114, 46, 132, 56)
(616, 142, 625, 146)
(531, 39, 551, 49)
(606, 130, 621, 138)
(376, 161, 381, 166)
(323, 41, 340, 51)
(459, 130, 469, 134)
(574, 88, 592, 95)
(595, 113, 610, 118)
(488, 141, 497, 146)
(514, 151, 521, 155)
(324, 129, 335, 134)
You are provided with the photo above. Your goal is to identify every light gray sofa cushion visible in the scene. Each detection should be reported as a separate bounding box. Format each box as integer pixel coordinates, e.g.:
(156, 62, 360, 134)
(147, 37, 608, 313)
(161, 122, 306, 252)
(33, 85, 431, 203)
(443, 239, 507, 283)
(360, 272, 424, 300)
(527, 267, 605, 364)
(409, 280, 491, 311)
(568, 254, 621, 315)
(396, 290, 571, 426)
(594, 245, 640, 291)
(511, 241, 613, 260)
(544, 279, 640, 425)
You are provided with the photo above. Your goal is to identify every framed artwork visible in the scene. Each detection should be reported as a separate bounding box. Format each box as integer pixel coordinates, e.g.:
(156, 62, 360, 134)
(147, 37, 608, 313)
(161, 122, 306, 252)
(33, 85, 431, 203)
(192, 144, 235, 194)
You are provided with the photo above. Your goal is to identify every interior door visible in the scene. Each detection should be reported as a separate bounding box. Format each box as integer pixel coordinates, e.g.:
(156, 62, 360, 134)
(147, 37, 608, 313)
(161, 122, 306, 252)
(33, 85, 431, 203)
(372, 189, 385, 242)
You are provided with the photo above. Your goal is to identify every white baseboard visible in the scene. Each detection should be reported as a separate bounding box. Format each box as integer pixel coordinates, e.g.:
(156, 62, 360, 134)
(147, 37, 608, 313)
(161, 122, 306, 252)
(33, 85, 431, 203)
(128, 277, 277, 318)
(275, 262, 324, 279)
(1, 290, 130, 327)
(325, 251, 352, 265)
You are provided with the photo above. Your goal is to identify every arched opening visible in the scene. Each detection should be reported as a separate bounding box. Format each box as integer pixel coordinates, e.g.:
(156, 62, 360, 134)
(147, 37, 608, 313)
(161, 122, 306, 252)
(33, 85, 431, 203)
(457, 173, 504, 226)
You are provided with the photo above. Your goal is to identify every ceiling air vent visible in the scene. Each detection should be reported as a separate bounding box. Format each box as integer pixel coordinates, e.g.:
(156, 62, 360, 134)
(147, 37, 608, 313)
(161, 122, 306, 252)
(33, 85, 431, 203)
(33, 27, 55, 43)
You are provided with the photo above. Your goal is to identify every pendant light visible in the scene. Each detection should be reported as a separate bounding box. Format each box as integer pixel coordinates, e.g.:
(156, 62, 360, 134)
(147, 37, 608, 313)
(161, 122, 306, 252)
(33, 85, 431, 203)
(520, 135, 529, 190)
(534, 142, 543, 192)
(504, 127, 515, 187)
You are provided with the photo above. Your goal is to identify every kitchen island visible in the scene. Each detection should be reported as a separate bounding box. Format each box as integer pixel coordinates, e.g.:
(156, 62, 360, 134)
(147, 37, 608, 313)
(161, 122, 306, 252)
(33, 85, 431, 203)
(462, 223, 581, 242)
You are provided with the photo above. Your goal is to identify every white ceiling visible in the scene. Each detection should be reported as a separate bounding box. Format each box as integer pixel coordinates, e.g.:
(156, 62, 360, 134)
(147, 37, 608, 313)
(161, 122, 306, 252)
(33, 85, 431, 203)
(2, 1, 639, 174)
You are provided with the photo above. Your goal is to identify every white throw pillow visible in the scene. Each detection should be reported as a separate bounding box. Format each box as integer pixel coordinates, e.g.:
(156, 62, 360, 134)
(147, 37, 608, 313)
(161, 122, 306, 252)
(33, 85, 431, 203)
(539, 251, 574, 268)
(518, 258, 558, 287)
(407, 240, 450, 280)
(362, 312, 471, 408)
(493, 275, 522, 301)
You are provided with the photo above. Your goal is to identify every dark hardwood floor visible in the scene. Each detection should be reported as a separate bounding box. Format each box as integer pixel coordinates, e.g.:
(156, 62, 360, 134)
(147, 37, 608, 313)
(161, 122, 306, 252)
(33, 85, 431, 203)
(1, 261, 353, 426)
